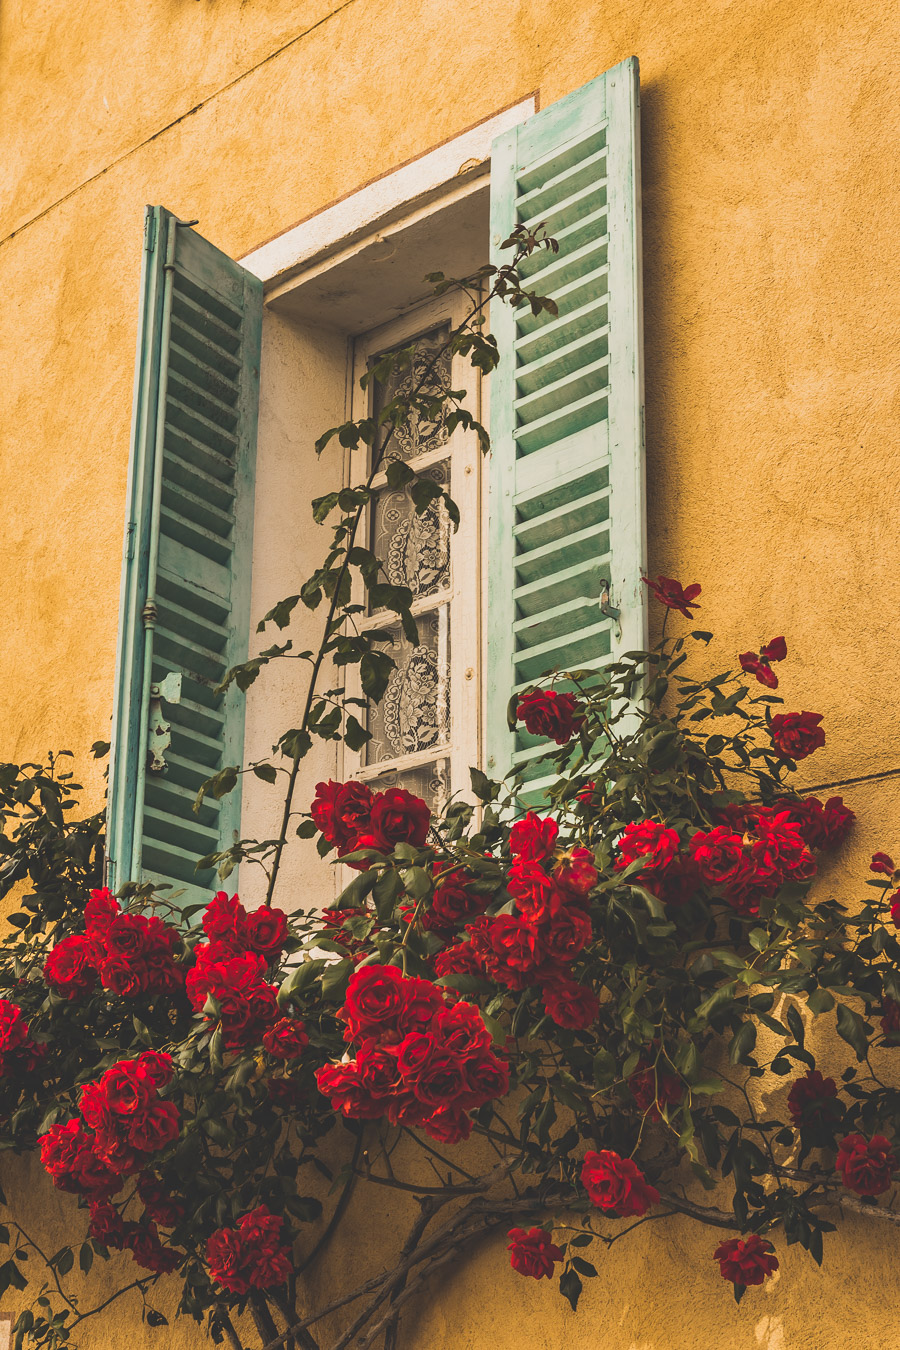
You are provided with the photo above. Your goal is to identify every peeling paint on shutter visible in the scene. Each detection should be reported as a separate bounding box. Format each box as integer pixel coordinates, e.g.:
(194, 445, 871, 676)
(486, 58, 647, 797)
(107, 207, 261, 901)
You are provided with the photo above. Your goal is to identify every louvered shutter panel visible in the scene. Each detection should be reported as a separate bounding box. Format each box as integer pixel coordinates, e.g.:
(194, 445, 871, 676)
(486, 57, 647, 796)
(107, 206, 261, 901)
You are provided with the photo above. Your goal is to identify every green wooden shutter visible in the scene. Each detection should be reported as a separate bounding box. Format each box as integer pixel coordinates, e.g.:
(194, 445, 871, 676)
(107, 206, 261, 901)
(486, 57, 646, 794)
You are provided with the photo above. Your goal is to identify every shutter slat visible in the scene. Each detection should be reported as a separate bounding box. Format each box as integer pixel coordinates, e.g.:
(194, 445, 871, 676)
(487, 59, 646, 785)
(162, 450, 236, 513)
(108, 206, 261, 903)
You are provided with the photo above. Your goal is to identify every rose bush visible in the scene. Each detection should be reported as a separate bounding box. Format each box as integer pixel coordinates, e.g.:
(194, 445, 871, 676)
(0, 239, 897, 1347)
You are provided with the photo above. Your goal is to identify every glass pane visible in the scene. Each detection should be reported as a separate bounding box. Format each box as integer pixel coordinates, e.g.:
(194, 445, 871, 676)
(372, 325, 452, 465)
(365, 608, 450, 764)
(370, 460, 450, 600)
(365, 759, 449, 816)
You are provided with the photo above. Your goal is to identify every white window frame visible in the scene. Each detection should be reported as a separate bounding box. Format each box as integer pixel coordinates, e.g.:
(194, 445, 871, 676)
(237, 97, 535, 903)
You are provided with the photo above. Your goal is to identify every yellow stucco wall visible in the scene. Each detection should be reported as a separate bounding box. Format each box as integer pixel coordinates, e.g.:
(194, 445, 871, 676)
(2, 0, 900, 1344)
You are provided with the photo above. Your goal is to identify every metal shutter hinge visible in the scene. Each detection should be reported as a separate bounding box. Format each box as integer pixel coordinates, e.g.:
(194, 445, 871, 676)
(148, 671, 182, 773)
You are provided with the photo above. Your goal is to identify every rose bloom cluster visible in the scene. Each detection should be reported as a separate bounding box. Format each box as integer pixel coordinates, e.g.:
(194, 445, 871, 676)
(315, 965, 508, 1145)
(88, 1175, 185, 1275)
(43, 888, 181, 1000)
(206, 1204, 293, 1295)
(615, 794, 852, 919)
(41, 1051, 179, 1202)
(0, 997, 44, 1079)
(186, 891, 291, 1050)
(434, 813, 601, 1031)
(311, 780, 430, 859)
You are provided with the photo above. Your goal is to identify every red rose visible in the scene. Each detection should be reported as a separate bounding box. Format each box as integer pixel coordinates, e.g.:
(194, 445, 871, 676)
(397, 977, 445, 1035)
(489, 914, 544, 972)
(426, 868, 486, 934)
(772, 796, 854, 851)
(543, 907, 592, 961)
(315, 1062, 384, 1119)
(99, 957, 150, 998)
(126, 1222, 180, 1274)
(770, 711, 825, 761)
(787, 1070, 840, 1127)
(88, 1199, 128, 1249)
(128, 1100, 180, 1154)
(629, 1060, 683, 1120)
(396, 1032, 436, 1082)
(433, 943, 482, 978)
(355, 1043, 401, 1098)
(423, 1105, 473, 1145)
(342, 963, 407, 1037)
(553, 847, 598, 898)
(542, 979, 599, 1030)
(713, 1234, 778, 1287)
(137, 1174, 185, 1228)
(263, 1017, 309, 1060)
(92, 1132, 140, 1177)
(268, 1078, 306, 1109)
(240, 906, 289, 959)
(739, 651, 778, 689)
(203, 891, 244, 945)
(411, 1052, 466, 1110)
(509, 813, 559, 861)
(881, 998, 900, 1040)
(460, 1051, 509, 1107)
(739, 638, 786, 689)
(432, 1002, 491, 1058)
(749, 812, 816, 889)
(239, 1206, 292, 1290)
(581, 1149, 659, 1216)
(871, 852, 897, 876)
(85, 888, 120, 933)
(206, 1226, 250, 1294)
(515, 690, 583, 744)
(102, 1063, 155, 1117)
(40, 1120, 91, 1189)
(138, 1052, 174, 1089)
(368, 788, 431, 851)
(311, 780, 374, 851)
(103, 915, 153, 959)
(506, 860, 563, 924)
(44, 935, 98, 999)
(690, 827, 750, 893)
(0, 999, 42, 1074)
(835, 1133, 897, 1196)
(641, 575, 701, 619)
(616, 820, 680, 874)
(507, 1226, 564, 1279)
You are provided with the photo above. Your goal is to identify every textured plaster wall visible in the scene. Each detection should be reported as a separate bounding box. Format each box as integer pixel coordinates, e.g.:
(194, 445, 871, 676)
(2, 0, 900, 1344)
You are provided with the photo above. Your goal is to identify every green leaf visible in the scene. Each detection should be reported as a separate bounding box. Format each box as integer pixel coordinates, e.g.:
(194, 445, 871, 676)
(79, 1243, 93, 1275)
(728, 1020, 757, 1065)
(786, 1003, 805, 1045)
(806, 988, 834, 1015)
(559, 1267, 583, 1312)
(571, 1256, 597, 1277)
(836, 1003, 869, 1061)
(343, 715, 370, 752)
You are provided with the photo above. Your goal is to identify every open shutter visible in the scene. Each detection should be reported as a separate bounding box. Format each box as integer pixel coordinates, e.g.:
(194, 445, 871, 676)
(485, 56, 646, 794)
(107, 207, 261, 900)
